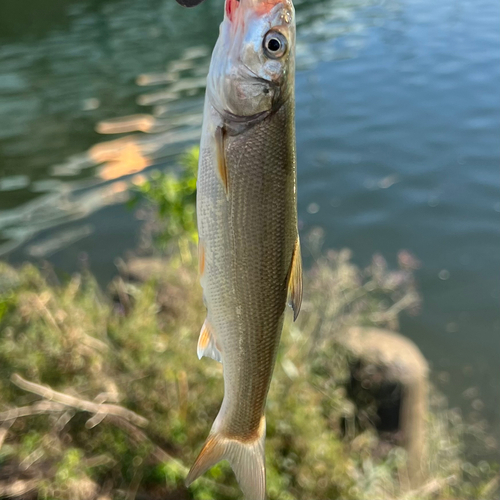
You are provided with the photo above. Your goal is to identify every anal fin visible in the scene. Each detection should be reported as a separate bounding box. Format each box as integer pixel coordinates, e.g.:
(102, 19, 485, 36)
(287, 237, 303, 321)
(197, 320, 222, 363)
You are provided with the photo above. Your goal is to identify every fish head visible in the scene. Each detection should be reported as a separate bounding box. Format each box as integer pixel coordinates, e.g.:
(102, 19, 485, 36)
(208, 0, 295, 119)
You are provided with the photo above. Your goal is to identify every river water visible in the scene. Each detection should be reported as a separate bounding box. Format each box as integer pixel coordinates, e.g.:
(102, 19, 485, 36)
(0, 0, 499, 456)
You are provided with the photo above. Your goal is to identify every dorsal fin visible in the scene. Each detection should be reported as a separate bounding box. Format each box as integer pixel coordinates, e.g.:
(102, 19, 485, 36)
(287, 237, 303, 321)
(197, 320, 223, 363)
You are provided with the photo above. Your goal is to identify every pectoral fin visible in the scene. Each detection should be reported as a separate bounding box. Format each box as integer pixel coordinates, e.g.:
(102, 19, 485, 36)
(215, 126, 229, 195)
(287, 237, 303, 321)
(197, 320, 222, 363)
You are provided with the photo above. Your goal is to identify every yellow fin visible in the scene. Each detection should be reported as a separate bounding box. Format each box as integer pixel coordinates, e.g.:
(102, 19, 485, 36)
(215, 126, 228, 194)
(197, 320, 222, 363)
(287, 237, 303, 321)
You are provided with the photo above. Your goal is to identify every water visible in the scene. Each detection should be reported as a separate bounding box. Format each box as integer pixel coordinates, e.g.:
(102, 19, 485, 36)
(1, 0, 499, 455)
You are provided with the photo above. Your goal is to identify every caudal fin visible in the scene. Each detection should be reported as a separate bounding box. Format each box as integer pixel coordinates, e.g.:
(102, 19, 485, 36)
(185, 417, 266, 500)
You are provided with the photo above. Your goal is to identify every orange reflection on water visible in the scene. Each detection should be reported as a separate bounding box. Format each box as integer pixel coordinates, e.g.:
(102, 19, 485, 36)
(95, 114, 155, 134)
(131, 173, 147, 185)
(108, 180, 129, 194)
(89, 139, 150, 181)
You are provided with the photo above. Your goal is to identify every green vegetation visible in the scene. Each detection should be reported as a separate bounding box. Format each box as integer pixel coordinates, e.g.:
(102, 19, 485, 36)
(131, 145, 199, 255)
(0, 150, 497, 499)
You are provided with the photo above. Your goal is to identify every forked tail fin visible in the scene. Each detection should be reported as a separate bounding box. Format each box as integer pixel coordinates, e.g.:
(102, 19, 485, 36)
(185, 416, 266, 500)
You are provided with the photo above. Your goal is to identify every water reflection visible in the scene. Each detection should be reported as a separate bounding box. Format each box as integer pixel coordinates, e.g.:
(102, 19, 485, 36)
(94, 140, 150, 180)
(0, 27, 210, 255)
(0, 0, 219, 178)
(294, 0, 396, 67)
(96, 114, 156, 134)
(0, 0, 383, 255)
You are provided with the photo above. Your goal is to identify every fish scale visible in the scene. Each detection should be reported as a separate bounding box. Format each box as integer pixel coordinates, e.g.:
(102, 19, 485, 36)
(222, 102, 296, 433)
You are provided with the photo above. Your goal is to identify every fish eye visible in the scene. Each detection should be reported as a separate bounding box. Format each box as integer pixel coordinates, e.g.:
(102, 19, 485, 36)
(263, 31, 287, 59)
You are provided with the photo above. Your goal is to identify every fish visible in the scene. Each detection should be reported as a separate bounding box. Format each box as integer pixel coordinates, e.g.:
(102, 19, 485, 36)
(185, 0, 301, 498)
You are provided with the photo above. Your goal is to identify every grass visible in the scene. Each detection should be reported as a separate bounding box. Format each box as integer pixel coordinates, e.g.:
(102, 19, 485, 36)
(0, 247, 497, 499)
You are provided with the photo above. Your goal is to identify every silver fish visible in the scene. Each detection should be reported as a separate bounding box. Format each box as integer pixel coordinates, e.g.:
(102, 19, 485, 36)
(186, 0, 301, 497)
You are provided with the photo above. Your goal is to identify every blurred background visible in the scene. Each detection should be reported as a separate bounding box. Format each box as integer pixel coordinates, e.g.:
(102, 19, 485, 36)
(0, 0, 499, 493)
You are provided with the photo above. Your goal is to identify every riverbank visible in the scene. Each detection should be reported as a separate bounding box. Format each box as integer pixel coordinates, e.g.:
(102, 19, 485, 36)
(0, 245, 497, 499)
